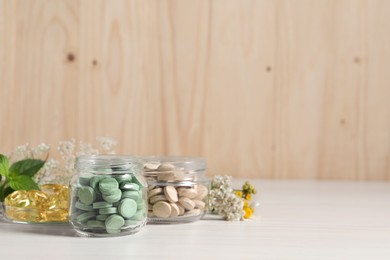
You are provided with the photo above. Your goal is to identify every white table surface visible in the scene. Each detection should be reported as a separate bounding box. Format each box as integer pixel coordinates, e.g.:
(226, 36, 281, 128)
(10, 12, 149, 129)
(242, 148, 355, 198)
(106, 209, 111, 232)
(1, 180, 390, 260)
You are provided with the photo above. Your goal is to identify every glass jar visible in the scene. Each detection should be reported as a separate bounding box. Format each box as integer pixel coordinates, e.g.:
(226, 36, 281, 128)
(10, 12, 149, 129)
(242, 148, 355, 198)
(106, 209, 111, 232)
(70, 155, 147, 237)
(142, 156, 209, 224)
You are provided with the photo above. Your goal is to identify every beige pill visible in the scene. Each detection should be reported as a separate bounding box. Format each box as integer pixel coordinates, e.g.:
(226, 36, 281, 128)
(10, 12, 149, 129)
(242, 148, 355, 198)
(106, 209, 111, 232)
(176, 203, 185, 215)
(149, 194, 168, 204)
(148, 211, 155, 217)
(183, 208, 201, 216)
(153, 201, 171, 218)
(148, 187, 163, 198)
(178, 197, 195, 210)
(157, 172, 176, 181)
(144, 162, 160, 171)
(195, 185, 208, 200)
(164, 186, 178, 203)
(169, 203, 180, 217)
(193, 200, 206, 209)
(148, 185, 156, 191)
(178, 188, 198, 199)
(157, 163, 175, 172)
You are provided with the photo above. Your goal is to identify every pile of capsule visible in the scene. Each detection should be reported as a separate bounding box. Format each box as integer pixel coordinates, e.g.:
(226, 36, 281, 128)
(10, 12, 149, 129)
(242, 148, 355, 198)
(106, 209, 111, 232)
(4, 184, 70, 223)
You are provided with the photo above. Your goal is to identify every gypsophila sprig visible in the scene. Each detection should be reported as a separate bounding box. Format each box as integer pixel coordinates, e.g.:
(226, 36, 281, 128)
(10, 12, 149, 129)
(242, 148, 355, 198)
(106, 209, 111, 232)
(8, 137, 117, 186)
(208, 175, 245, 221)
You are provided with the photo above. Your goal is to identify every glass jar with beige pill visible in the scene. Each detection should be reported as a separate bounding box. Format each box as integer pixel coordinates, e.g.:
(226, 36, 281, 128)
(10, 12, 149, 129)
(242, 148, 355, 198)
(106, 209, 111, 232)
(70, 155, 147, 237)
(142, 156, 209, 224)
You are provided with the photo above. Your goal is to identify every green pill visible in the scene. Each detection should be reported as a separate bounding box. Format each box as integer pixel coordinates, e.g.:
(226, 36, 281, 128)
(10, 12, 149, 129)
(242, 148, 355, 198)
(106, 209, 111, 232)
(99, 207, 118, 215)
(75, 201, 94, 211)
(78, 176, 91, 186)
(93, 201, 113, 209)
(114, 174, 132, 183)
(124, 220, 141, 226)
(129, 209, 145, 221)
(78, 186, 96, 205)
(120, 182, 139, 191)
(106, 229, 120, 234)
(102, 189, 122, 203)
(96, 214, 109, 221)
(118, 198, 137, 218)
(76, 211, 96, 222)
(87, 220, 105, 229)
(90, 175, 106, 189)
(99, 178, 119, 195)
(105, 214, 125, 230)
(136, 200, 146, 210)
(121, 190, 140, 201)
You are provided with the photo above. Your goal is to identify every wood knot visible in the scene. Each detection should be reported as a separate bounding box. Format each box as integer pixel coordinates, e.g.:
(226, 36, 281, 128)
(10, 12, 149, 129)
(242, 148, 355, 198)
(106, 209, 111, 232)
(67, 53, 76, 62)
(92, 59, 98, 66)
(340, 118, 346, 125)
(266, 66, 272, 72)
(353, 57, 360, 64)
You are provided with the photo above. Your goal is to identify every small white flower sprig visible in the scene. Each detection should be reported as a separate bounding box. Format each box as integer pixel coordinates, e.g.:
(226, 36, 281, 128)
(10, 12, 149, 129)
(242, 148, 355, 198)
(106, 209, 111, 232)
(8, 137, 117, 185)
(208, 175, 245, 221)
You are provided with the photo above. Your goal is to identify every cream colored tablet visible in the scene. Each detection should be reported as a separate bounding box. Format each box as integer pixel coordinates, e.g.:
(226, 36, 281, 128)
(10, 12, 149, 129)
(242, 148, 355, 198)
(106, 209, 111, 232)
(178, 188, 198, 199)
(195, 185, 208, 200)
(152, 201, 171, 218)
(193, 200, 206, 209)
(178, 197, 195, 210)
(149, 194, 168, 204)
(148, 187, 163, 198)
(164, 186, 178, 203)
(169, 203, 180, 217)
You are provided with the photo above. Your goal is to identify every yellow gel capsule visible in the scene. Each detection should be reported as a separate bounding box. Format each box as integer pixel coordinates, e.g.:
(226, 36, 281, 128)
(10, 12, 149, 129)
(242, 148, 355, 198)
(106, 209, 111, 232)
(27, 190, 49, 208)
(5, 190, 30, 207)
(44, 208, 69, 222)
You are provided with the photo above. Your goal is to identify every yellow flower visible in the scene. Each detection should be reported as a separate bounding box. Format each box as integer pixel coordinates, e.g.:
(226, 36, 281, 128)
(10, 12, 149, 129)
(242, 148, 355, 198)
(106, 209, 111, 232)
(243, 207, 253, 219)
(235, 191, 243, 198)
(243, 200, 249, 208)
(245, 194, 252, 201)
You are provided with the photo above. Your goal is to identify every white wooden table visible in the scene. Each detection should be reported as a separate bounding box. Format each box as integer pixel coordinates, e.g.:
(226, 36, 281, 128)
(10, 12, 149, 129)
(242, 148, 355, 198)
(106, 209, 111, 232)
(1, 180, 389, 259)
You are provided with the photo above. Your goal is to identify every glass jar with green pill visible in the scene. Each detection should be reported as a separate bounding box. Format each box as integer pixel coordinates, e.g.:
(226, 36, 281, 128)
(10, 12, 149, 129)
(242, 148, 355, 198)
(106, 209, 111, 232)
(142, 156, 210, 224)
(70, 155, 147, 237)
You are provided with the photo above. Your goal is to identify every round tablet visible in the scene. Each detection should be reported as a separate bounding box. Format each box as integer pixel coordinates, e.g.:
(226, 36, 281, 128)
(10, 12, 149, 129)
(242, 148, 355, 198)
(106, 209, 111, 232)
(170, 203, 180, 217)
(148, 187, 163, 198)
(87, 220, 105, 229)
(75, 201, 94, 211)
(121, 190, 140, 201)
(99, 178, 119, 195)
(105, 214, 125, 230)
(78, 176, 91, 186)
(195, 185, 208, 200)
(114, 174, 132, 184)
(90, 176, 106, 189)
(78, 186, 96, 205)
(76, 211, 96, 222)
(152, 201, 171, 218)
(102, 189, 122, 203)
(99, 207, 118, 215)
(164, 186, 178, 203)
(178, 197, 195, 210)
(93, 201, 113, 209)
(178, 188, 198, 199)
(149, 195, 168, 204)
(96, 214, 109, 221)
(118, 198, 137, 218)
(120, 182, 139, 191)
(193, 200, 206, 209)
(157, 163, 175, 172)
(130, 210, 145, 221)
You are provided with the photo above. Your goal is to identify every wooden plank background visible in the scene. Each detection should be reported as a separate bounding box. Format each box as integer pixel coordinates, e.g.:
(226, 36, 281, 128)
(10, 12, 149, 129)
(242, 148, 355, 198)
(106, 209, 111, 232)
(1, 0, 389, 180)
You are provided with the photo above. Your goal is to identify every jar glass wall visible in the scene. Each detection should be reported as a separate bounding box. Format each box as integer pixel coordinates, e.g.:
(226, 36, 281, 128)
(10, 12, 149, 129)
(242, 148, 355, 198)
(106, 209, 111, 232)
(142, 156, 209, 224)
(70, 155, 147, 237)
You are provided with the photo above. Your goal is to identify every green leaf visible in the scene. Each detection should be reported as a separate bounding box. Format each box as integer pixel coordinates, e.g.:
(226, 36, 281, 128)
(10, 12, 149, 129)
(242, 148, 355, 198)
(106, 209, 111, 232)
(9, 158, 45, 177)
(9, 175, 39, 191)
(0, 154, 9, 177)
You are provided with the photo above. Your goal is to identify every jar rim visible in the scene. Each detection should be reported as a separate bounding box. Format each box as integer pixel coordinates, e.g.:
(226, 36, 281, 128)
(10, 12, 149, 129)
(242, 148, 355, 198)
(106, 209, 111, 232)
(142, 156, 207, 172)
(75, 154, 143, 174)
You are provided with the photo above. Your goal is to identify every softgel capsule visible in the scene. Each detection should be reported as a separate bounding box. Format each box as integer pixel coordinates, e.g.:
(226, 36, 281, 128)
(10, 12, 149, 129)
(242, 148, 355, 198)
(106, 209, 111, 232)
(142, 156, 209, 224)
(70, 155, 147, 237)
